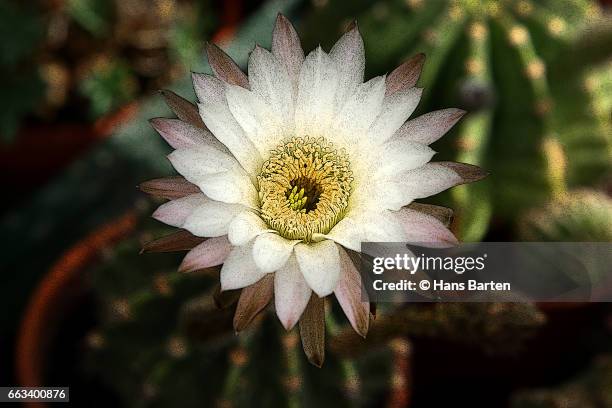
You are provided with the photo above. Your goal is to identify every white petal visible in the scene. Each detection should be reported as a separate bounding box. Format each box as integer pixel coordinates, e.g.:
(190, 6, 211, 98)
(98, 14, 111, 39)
(168, 147, 235, 177)
(248, 46, 294, 130)
(198, 170, 258, 207)
(193, 73, 262, 175)
(369, 87, 423, 143)
(168, 148, 256, 207)
(227, 211, 272, 246)
(395, 207, 458, 247)
(225, 84, 284, 155)
(183, 200, 244, 237)
(391, 108, 466, 145)
(354, 210, 408, 243)
(295, 240, 341, 296)
(370, 162, 473, 211)
(373, 140, 435, 179)
(271, 14, 304, 95)
(315, 216, 363, 252)
(274, 254, 311, 330)
(333, 76, 386, 141)
(150, 118, 228, 152)
(179, 236, 232, 272)
(252, 233, 299, 273)
(152, 194, 206, 227)
(193, 72, 224, 105)
(295, 47, 339, 137)
(329, 26, 365, 110)
(220, 243, 267, 290)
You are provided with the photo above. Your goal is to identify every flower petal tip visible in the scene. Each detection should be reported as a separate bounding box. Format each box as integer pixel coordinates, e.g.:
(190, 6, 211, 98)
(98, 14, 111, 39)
(177, 261, 192, 273)
(446, 108, 467, 125)
(345, 19, 358, 33)
(281, 319, 297, 331)
(386, 53, 427, 95)
(206, 42, 249, 89)
(310, 356, 324, 368)
(276, 11, 291, 25)
(453, 108, 467, 118)
(448, 162, 489, 183)
(148, 117, 162, 128)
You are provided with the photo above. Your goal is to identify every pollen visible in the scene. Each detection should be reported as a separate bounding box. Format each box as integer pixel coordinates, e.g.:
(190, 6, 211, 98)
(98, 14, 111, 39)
(257, 136, 353, 241)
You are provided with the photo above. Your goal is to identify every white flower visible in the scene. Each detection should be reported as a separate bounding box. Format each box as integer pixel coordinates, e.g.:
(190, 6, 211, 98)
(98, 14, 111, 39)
(141, 15, 485, 361)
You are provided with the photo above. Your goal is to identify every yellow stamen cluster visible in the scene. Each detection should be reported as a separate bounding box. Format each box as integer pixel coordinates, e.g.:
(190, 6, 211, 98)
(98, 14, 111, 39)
(258, 136, 353, 241)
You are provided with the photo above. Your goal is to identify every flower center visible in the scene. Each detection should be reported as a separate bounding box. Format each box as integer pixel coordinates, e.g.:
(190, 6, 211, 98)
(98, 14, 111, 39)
(257, 136, 353, 241)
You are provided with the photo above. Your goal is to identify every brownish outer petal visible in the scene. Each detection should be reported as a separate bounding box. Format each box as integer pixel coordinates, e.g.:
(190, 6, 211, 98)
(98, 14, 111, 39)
(233, 274, 274, 332)
(438, 161, 489, 184)
(299, 294, 325, 367)
(141, 229, 205, 253)
(205, 42, 250, 89)
(385, 53, 426, 96)
(139, 177, 200, 200)
(160, 89, 206, 129)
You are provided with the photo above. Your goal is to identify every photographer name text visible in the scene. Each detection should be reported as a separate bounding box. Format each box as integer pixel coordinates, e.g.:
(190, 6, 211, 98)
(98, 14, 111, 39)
(372, 279, 511, 292)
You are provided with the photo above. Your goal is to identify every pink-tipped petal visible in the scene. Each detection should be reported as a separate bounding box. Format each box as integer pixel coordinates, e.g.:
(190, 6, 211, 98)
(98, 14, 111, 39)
(193, 73, 262, 175)
(406, 203, 454, 227)
(329, 23, 365, 108)
(373, 161, 487, 211)
(247, 46, 294, 131)
(150, 118, 226, 152)
(274, 255, 312, 330)
(206, 42, 250, 89)
(370, 87, 423, 144)
(179, 236, 232, 272)
(395, 207, 458, 247)
(152, 194, 205, 228)
(272, 13, 304, 92)
(335, 247, 369, 337)
(374, 138, 435, 179)
(392, 108, 466, 145)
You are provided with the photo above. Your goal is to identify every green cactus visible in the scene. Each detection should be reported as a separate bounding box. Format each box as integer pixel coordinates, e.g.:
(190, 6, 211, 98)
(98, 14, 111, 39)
(300, 0, 612, 241)
(519, 189, 612, 242)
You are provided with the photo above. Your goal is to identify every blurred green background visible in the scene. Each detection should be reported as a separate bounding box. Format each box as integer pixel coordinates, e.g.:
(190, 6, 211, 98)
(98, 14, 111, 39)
(0, 0, 611, 407)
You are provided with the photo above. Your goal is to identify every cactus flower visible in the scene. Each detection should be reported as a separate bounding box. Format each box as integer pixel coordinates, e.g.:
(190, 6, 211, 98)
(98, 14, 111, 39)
(141, 14, 486, 365)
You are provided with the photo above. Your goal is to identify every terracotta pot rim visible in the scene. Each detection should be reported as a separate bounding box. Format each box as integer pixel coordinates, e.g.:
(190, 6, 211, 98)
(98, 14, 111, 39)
(15, 212, 138, 390)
